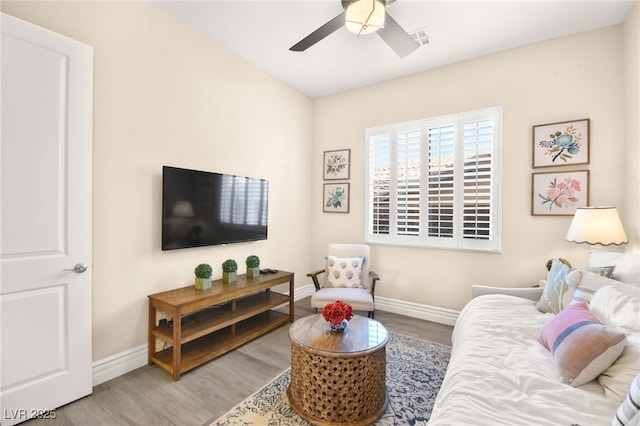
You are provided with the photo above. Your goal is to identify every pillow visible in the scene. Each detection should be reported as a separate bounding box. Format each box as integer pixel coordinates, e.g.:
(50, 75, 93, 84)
(539, 302, 626, 386)
(613, 374, 640, 426)
(588, 265, 616, 278)
(591, 283, 640, 333)
(591, 284, 640, 401)
(565, 265, 616, 288)
(536, 259, 572, 314)
(536, 261, 615, 314)
(600, 334, 640, 401)
(325, 255, 364, 288)
(571, 270, 622, 305)
(589, 250, 640, 285)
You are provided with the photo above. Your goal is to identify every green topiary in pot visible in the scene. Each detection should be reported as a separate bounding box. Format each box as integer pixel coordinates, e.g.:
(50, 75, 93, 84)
(245, 255, 260, 279)
(194, 263, 213, 290)
(222, 259, 238, 283)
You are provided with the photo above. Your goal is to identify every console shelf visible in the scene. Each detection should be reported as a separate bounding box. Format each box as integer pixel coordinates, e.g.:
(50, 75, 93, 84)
(148, 271, 294, 380)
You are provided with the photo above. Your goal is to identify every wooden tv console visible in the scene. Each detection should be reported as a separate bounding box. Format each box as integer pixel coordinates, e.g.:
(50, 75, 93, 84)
(148, 271, 294, 380)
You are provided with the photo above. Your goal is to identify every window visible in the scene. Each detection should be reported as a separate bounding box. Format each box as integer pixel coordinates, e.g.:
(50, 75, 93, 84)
(365, 107, 502, 252)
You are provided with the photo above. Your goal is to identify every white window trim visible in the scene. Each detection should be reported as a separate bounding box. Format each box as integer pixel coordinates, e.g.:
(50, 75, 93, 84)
(364, 106, 503, 252)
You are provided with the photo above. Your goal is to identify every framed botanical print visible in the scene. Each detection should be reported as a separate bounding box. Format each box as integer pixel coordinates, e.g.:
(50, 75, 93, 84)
(323, 149, 350, 180)
(532, 118, 590, 168)
(323, 183, 349, 213)
(532, 170, 589, 216)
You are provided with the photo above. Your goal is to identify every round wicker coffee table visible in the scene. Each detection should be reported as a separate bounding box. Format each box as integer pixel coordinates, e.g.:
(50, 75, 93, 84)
(287, 314, 389, 426)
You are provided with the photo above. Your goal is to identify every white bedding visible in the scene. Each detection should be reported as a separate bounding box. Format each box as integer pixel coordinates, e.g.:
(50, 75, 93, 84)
(429, 294, 621, 426)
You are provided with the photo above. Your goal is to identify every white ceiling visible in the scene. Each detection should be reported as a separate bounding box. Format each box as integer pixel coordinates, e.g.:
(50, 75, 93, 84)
(153, 0, 636, 99)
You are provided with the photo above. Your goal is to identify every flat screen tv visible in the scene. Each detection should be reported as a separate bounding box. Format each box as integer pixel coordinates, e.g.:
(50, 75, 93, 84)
(162, 166, 268, 250)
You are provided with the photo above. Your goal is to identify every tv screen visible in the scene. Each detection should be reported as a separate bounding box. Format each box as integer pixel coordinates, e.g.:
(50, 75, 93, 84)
(162, 166, 268, 250)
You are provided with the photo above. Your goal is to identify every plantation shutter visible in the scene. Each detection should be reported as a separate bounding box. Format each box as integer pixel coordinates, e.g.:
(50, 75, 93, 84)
(462, 119, 494, 240)
(367, 133, 392, 236)
(396, 129, 421, 236)
(427, 123, 455, 239)
(365, 107, 501, 252)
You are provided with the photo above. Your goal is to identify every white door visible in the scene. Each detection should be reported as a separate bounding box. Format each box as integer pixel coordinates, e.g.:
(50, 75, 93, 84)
(0, 13, 93, 425)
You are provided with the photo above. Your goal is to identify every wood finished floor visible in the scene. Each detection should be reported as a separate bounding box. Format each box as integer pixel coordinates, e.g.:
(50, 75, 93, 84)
(25, 297, 453, 426)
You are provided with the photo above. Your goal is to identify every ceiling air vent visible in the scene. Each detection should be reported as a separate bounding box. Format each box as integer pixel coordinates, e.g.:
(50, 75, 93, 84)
(409, 27, 430, 46)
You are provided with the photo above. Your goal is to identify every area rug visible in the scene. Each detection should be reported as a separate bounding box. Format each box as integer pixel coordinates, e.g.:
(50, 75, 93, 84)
(211, 333, 451, 425)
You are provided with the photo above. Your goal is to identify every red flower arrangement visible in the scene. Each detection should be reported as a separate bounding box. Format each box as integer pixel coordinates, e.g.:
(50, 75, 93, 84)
(322, 300, 354, 325)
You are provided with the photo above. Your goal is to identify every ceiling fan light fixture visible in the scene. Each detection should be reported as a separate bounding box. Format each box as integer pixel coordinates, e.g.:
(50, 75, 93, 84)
(345, 0, 385, 35)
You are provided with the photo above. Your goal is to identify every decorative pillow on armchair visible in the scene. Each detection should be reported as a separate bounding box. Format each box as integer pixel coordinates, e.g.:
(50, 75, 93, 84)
(325, 255, 364, 288)
(539, 302, 626, 386)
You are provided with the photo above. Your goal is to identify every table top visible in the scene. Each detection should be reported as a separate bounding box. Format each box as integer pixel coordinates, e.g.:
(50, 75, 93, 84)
(147, 270, 294, 308)
(289, 314, 388, 355)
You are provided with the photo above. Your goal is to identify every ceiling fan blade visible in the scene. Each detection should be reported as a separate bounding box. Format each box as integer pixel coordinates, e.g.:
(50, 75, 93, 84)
(377, 12, 419, 57)
(290, 12, 346, 52)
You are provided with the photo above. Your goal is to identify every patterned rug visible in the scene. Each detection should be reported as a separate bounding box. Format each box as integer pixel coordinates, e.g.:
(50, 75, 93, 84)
(211, 333, 451, 425)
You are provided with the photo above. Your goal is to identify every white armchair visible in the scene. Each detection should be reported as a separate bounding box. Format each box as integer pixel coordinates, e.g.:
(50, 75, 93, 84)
(308, 243, 380, 318)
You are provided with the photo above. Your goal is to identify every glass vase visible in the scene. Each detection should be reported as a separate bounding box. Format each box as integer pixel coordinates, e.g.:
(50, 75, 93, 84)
(329, 319, 348, 332)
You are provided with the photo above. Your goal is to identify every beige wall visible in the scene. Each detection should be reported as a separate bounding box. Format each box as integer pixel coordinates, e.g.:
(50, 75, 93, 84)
(312, 24, 638, 311)
(624, 1, 640, 251)
(1, 1, 313, 361)
(2, 1, 638, 363)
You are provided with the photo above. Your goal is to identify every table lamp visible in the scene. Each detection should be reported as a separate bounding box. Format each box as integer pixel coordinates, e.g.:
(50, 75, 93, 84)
(565, 206, 628, 246)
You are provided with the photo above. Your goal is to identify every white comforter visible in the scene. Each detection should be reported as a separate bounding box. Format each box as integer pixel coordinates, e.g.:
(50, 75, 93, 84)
(429, 295, 621, 426)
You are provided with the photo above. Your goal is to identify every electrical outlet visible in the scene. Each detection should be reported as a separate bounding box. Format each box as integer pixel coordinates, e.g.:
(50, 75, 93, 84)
(157, 311, 172, 326)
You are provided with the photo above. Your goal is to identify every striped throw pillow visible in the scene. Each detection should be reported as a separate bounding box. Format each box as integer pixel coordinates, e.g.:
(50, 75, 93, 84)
(571, 270, 619, 305)
(613, 374, 640, 426)
(539, 302, 626, 386)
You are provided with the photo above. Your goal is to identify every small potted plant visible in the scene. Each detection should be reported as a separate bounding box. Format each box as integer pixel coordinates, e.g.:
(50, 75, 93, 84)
(246, 255, 260, 279)
(194, 263, 212, 290)
(546, 258, 572, 271)
(222, 259, 238, 283)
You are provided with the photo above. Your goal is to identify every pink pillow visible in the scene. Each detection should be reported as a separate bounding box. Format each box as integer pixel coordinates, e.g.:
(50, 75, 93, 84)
(539, 302, 626, 386)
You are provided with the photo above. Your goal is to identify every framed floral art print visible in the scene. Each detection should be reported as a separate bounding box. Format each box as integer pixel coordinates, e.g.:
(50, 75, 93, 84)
(323, 149, 350, 180)
(532, 170, 589, 216)
(323, 183, 350, 213)
(532, 118, 590, 168)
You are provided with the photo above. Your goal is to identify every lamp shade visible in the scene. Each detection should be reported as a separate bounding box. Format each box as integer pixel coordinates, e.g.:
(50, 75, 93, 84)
(565, 206, 628, 245)
(345, 0, 385, 35)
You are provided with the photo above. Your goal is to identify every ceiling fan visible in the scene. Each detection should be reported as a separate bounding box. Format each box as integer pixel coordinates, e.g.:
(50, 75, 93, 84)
(289, 0, 419, 58)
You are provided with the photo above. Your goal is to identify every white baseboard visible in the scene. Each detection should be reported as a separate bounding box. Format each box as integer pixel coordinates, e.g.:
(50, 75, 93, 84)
(292, 283, 315, 301)
(92, 285, 459, 386)
(92, 343, 148, 386)
(375, 295, 459, 326)
(296, 284, 459, 325)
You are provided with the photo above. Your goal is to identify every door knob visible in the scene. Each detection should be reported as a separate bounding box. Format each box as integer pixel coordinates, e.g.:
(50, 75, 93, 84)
(64, 263, 88, 273)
